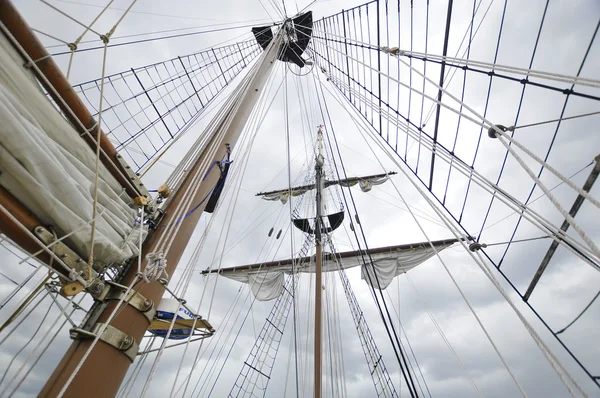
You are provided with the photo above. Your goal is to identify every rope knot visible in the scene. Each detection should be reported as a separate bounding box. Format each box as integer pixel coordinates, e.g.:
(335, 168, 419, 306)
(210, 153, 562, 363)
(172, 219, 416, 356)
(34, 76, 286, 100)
(100, 34, 109, 44)
(68, 268, 85, 283)
(67, 42, 78, 51)
(143, 252, 168, 283)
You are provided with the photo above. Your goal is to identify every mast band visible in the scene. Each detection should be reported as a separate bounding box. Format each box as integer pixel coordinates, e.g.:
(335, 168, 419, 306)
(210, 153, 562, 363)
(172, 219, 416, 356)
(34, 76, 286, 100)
(70, 323, 139, 362)
(94, 281, 156, 324)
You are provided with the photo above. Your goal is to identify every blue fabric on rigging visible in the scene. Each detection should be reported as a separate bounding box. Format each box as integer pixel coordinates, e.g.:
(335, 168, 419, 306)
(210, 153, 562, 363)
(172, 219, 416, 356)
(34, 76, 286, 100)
(176, 156, 232, 222)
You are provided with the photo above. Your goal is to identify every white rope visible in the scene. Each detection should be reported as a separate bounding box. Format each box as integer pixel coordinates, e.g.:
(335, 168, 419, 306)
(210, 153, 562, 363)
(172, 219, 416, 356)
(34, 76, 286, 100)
(0, 291, 57, 392)
(0, 289, 50, 348)
(65, 0, 115, 78)
(310, 26, 600, 89)
(56, 276, 141, 397)
(319, 75, 530, 395)
(362, 130, 530, 397)
(150, 54, 283, 398)
(139, 300, 182, 398)
(0, 262, 43, 310)
(325, 74, 585, 396)
(4, 293, 86, 397)
(153, 33, 283, 268)
(0, 204, 88, 285)
(0, 21, 141, 196)
(173, 285, 244, 397)
(39, 0, 102, 36)
(323, 67, 600, 264)
(405, 275, 483, 397)
(192, 66, 293, 398)
(141, 252, 168, 283)
(117, 336, 156, 398)
(310, 29, 600, 216)
(87, 41, 110, 281)
(31, 28, 69, 45)
(161, 52, 270, 195)
(17, 198, 122, 265)
(495, 133, 600, 260)
(320, 72, 599, 267)
(104, 0, 138, 40)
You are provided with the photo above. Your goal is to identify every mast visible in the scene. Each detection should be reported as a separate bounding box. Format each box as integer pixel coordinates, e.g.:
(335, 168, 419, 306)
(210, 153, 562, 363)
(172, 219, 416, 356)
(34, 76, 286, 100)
(314, 126, 324, 398)
(34, 29, 284, 398)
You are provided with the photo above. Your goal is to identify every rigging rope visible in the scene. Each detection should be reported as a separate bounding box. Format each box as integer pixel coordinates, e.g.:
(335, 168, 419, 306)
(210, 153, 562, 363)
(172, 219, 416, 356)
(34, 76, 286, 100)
(332, 72, 586, 396)
(50, 22, 274, 56)
(317, 67, 600, 269)
(313, 70, 420, 398)
(346, 99, 530, 398)
(87, 39, 110, 281)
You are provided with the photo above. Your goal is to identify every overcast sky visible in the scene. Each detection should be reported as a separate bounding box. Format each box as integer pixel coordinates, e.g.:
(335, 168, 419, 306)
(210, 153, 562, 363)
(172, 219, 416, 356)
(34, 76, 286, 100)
(1, 0, 600, 397)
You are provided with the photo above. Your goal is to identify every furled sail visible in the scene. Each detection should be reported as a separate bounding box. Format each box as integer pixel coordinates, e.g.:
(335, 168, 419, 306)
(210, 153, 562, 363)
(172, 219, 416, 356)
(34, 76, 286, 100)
(0, 35, 146, 268)
(204, 239, 457, 300)
(258, 172, 396, 204)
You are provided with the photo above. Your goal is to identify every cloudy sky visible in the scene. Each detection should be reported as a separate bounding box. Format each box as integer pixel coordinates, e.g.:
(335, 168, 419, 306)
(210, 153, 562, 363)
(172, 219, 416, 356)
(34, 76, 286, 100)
(1, 0, 600, 397)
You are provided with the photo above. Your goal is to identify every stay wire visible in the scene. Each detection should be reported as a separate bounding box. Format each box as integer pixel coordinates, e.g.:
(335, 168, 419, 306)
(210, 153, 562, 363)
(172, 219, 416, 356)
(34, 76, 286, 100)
(314, 14, 600, 385)
(496, 17, 600, 265)
(476, 0, 550, 240)
(50, 22, 275, 56)
(329, 69, 584, 396)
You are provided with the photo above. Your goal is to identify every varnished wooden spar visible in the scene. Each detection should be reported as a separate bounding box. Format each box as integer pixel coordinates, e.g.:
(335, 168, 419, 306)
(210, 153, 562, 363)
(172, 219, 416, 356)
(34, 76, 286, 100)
(203, 238, 460, 275)
(0, 186, 57, 266)
(37, 30, 283, 398)
(0, 0, 140, 199)
(314, 127, 325, 398)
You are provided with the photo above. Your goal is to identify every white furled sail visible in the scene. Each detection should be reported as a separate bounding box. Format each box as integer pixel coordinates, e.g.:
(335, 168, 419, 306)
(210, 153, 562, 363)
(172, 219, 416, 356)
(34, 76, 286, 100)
(0, 35, 146, 268)
(258, 172, 395, 204)
(206, 239, 456, 300)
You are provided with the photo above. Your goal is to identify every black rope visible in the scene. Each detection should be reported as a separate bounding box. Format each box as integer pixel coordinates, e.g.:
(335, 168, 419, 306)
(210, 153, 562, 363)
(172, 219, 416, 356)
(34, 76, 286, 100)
(477, 0, 551, 244)
(311, 3, 600, 390)
(415, 0, 430, 177)
(497, 16, 600, 265)
(556, 288, 600, 334)
(427, 0, 454, 190)
(442, 0, 476, 206)
(457, 0, 508, 225)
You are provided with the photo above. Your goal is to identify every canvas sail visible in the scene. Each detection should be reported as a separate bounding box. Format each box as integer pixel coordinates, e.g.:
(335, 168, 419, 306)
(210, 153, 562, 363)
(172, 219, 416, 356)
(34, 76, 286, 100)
(0, 35, 146, 268)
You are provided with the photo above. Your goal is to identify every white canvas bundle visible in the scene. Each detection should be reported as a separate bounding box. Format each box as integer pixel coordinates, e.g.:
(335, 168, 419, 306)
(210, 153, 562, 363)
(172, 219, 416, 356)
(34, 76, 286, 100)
(0, 35, 146, 268)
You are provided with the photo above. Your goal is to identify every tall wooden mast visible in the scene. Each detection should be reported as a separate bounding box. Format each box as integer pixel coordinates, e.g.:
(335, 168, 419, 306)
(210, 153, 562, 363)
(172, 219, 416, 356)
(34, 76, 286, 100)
(314, 126, 325, 398)
(0, 3, 283, 394)
(37, 44, 281, 397)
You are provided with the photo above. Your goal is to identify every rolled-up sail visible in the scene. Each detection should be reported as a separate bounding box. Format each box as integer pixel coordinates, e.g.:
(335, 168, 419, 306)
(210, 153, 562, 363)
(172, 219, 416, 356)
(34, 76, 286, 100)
(204, 239, 457, 300)
(0, 35, 145, 268)
(257, 172, 396, 204)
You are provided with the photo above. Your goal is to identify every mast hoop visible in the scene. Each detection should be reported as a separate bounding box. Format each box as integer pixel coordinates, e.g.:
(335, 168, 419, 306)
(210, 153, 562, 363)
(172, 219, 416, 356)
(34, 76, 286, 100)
(70, 323, 139, 362)
(94, 281, 156, 324)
